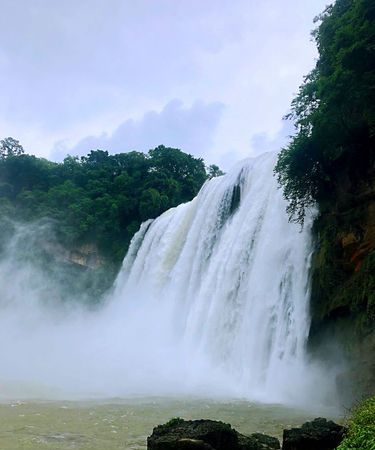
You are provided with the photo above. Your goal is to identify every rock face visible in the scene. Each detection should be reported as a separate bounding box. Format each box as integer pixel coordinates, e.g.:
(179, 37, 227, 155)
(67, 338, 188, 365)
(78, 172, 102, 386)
(282, 418, 345, 450)
(41, 239, 105, 270)
(308, 176, 375, 402)
(147, 418, 280, 450)
(68, 243, 104, 269)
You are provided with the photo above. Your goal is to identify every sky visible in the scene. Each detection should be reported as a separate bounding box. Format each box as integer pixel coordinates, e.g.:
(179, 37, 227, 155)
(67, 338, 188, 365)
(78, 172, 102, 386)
(0, 0, 329, 170)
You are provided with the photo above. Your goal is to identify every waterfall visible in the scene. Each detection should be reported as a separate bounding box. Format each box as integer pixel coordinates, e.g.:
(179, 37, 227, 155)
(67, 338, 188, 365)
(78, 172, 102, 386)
(0, 151, 332, 405)
(110, 151, 314, 402)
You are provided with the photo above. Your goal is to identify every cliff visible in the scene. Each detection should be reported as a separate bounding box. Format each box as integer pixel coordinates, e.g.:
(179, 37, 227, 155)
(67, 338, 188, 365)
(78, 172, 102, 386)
(308, 173, 375, 401)
(272, 0, 375, 403)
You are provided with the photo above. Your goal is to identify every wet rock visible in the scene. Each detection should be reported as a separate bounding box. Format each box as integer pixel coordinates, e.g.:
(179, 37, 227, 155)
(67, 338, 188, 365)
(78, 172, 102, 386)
(168, 438, 214, 449)
(282, 417, 346, 450)
(147, 418, 280, 450)
(249, 433, 280, 449)
(147, 419, 236, 450)
(237, 432, 280, 450)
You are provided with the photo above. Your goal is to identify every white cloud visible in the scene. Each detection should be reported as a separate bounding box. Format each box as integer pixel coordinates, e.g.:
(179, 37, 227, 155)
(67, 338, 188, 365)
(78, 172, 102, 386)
(51, 99, 224, 160)
(250, 119, 296, 156)
(0, 0, 328, 168)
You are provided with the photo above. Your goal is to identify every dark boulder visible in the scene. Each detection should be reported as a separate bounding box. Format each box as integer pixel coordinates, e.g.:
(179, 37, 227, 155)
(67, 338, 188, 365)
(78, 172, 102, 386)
(147, 418, 280, 450)
(238, 432, 280, 450)
(249, 433, 280, 449)
(282, 417, 346, 450)
(147, 418, 237, 450)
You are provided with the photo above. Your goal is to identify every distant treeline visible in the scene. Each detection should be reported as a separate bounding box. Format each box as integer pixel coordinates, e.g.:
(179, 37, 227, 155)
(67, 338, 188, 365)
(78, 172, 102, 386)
(0, 139, 223, 265)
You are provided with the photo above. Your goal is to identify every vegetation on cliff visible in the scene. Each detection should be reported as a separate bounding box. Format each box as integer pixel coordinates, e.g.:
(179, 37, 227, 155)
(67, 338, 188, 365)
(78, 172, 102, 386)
(0, 138, 223, 298)
(0, 139, 222, 263)
(275, 0, 374, 224)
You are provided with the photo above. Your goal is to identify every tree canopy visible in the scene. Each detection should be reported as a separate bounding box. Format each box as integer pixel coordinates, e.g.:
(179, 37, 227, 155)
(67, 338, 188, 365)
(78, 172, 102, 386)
(275, 0, 375, 224)
(0, 144, 221, 265)
(0, 137, 24, 159)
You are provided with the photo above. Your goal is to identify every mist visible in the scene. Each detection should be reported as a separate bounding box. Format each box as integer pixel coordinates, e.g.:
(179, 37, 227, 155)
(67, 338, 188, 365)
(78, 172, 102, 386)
(0, 221, 236, 400)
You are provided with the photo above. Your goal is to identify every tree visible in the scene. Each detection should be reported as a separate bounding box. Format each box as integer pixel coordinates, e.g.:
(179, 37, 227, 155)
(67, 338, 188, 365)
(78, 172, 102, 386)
(148, 145, 207, 204)
(0, 137, 24, 159)
(207, 164, 224, 179)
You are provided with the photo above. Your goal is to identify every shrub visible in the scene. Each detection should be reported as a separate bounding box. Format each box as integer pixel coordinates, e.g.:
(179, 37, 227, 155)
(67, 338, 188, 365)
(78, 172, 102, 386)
(337, 397, 375, 450)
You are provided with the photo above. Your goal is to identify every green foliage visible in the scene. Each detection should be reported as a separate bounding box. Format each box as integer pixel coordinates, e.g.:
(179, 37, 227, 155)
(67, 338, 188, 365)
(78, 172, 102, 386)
(275, 0, 375, 224)
(337, 397, 375, 450)
(164, 417, 185, 428)
(207, 164, 225, 179)
(0, 142, 219, 268)
(0, 137, 24, 159)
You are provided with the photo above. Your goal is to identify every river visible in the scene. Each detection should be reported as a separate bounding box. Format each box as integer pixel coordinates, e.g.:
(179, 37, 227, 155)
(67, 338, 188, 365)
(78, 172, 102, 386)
(0, 397, 341, 450)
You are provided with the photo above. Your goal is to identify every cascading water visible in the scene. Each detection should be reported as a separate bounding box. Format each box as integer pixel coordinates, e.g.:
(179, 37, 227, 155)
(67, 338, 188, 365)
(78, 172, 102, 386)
(109, 151, 314, 402)
(0, 151, 334, 405)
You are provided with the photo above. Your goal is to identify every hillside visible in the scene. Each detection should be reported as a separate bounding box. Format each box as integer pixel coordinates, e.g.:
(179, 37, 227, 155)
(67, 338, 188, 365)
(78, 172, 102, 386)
(0, 142, 222, 300)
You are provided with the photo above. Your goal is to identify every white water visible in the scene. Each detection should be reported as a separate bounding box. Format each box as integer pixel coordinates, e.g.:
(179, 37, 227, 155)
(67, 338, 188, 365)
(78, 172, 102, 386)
(0, 152, 335, 406)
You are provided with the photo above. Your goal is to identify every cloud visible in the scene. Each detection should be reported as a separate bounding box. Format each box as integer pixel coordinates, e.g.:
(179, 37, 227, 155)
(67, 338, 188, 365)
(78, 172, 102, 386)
(51, 99, 225, 161)
(250, 119, 296, 156)
(0, 0, 240, 129)
(0, 0, 329, 166)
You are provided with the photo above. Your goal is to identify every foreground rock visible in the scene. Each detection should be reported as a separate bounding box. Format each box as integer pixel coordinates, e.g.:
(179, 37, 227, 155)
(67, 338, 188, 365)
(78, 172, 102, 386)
(147, 418, 280, 450)
(282, 418, 346, 450)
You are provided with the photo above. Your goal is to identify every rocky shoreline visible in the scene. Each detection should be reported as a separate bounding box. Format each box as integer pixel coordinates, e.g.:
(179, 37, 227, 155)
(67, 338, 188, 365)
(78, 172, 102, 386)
(147, 417, 345, 450)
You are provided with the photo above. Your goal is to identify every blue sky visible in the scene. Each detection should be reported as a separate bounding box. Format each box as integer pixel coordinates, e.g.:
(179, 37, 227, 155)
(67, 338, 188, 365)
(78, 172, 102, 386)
(0, 0, 328, 169)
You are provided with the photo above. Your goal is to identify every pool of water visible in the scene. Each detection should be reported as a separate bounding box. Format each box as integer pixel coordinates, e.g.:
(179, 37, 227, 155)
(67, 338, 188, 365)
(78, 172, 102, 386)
(0, 397, 342, 450)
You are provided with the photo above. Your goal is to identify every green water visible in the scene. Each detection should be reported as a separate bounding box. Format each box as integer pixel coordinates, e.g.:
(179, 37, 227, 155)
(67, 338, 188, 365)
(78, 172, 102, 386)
(0, 397, 342, 450)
